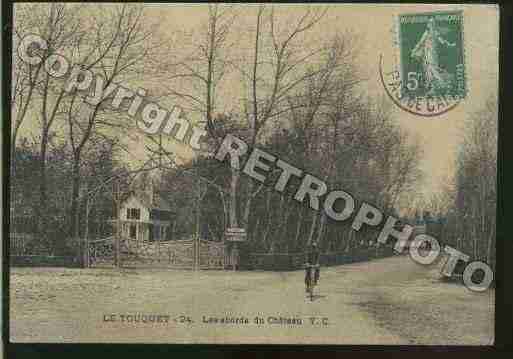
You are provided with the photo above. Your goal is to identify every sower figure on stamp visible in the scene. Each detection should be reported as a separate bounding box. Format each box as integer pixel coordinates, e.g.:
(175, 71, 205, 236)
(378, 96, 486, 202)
(411, 17, 456, 95)
(305, 241, 320, 292)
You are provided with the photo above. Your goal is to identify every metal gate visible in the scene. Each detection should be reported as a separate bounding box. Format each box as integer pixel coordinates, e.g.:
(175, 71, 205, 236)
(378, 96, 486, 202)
(198, 239, 225, 269)
(88, 237, 225, 269)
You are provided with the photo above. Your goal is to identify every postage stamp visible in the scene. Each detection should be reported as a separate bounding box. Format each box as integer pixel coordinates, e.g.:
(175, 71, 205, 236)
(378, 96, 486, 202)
(380, 10, 466, 116)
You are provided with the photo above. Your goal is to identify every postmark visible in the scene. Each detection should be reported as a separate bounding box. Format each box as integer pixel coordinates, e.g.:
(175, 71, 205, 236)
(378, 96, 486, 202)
(380, 10, 466, 116)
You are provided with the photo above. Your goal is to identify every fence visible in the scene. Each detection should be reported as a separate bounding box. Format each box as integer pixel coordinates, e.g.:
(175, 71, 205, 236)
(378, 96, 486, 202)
(247, 246, 396, 271)
(10, 233, 35, 256)
(10, 232, 82, 267)
(89, 236, 226, 270)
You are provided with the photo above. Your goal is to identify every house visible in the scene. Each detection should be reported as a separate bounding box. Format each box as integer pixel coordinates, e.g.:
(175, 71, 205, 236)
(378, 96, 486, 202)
(117, 188, 174, 242)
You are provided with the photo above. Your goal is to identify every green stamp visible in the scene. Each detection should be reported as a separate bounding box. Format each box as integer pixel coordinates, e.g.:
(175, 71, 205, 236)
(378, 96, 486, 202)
(398, 11, 466, 101)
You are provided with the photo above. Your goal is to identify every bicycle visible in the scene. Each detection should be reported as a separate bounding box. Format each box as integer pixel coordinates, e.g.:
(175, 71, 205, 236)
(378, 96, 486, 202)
(304, 263, 319, 301)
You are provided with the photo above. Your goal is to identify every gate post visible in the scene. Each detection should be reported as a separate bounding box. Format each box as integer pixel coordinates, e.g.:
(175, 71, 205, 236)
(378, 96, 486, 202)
(232, 243, 238, 271)
(225, 228, 246, 271)
(195, 234, 200, 271)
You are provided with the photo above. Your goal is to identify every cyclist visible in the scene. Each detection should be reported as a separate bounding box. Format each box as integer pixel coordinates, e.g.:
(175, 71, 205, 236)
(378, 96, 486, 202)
(305, 241, 320, 292)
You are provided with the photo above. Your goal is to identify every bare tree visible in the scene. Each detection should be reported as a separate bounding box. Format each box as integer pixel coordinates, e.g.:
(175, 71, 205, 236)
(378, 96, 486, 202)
(454, 97, 497, 264)
(422, 97, 497, 267)
(15, 4, 83, 239)
(14, 3, 167, 243)
(62, 4, 162, 238)
(237, 6, 332, 231)
(129, 6, 423, 257)
(157, 5, 334, 231)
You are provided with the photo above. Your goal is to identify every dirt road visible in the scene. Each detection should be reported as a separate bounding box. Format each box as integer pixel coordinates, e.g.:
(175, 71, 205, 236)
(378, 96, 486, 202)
(10, 255, 494, 344)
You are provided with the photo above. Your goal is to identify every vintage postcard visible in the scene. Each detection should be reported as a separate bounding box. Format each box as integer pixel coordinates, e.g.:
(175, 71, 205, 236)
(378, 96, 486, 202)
(7, 3, 498, 345)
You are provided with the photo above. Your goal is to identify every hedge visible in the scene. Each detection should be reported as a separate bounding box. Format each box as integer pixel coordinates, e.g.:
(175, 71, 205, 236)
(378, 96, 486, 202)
(248, 246, 397, 271)
(10, 255, 81, 268)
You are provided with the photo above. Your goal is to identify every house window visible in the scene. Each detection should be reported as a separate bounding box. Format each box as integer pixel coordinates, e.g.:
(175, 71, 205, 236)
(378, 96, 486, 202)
(129, 224, 137, 239)
(150, 209, 172, 221)
(127, 208, 140, 220)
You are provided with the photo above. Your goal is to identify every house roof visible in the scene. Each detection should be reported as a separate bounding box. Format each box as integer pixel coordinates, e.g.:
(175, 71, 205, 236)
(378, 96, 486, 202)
(123, 190, 173, 212)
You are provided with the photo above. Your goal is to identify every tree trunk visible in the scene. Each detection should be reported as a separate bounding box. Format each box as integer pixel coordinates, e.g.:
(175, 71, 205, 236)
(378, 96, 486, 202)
(278, 197, 292, 251)
(486, 223, 495, 266)
(315, 211, 327, 245)
(252, 218, 261, 245)
(70, 153, 81, 239)
(11, 125, 21, 166)
(472, 200, 478, 259)
(262, 189, 272, 250)
(268, 194, 285, 253)
(37, 129, 49, 244)
(480, 176, 486, 260)
(229, 168, 239, 228)
(294, 206, 305, 249)
(307, 211, 318, 245)
(345, 228, 354, 253)
(219, 190, 228, 233)
(242, 180, 254, 228)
